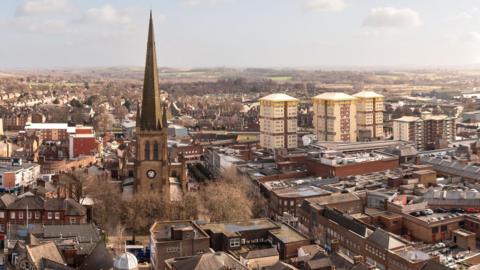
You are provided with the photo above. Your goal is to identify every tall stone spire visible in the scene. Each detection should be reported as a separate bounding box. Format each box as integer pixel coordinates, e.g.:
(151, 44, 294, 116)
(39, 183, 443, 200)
(140, 10, 162, 130)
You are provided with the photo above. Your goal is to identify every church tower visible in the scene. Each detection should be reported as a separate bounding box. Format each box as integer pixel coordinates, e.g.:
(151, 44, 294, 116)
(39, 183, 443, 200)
(134, 11, 170, 198)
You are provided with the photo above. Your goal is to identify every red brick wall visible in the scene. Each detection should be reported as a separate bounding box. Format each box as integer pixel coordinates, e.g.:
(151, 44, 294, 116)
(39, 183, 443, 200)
(73, 137, 96, 157)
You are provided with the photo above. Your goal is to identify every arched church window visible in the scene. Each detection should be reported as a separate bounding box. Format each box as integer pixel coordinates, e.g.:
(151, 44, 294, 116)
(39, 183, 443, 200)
(145, 141, 150, 160)
(153, 141, 159, 160)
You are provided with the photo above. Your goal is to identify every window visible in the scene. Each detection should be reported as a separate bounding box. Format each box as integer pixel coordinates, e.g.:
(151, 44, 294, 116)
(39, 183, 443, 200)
(432, 227, 439, 234)
(0, 224, 4, 232)
(144, 141, 150, 160)
(47, 212, 53, 219)
(35, 212, 40, 219)
(153, 142, 159, 160)
(10, 212, 15, 219)
(0, 212, 4, 219)
(166, 246, 180, 253)
(27, 211, 32, 220)
(54, 212, 60, 220)
(69, 217, 76, 224)
(229, 238, 241, 248)
(18, 212, 23, 219)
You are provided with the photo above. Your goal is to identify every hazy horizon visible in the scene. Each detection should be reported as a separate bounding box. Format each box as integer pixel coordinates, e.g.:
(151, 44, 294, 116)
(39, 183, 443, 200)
(3, 0, 480, 69)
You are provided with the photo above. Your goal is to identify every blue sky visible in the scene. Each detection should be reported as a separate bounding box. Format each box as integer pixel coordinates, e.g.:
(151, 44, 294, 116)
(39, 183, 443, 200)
(2, 0, 480, 68)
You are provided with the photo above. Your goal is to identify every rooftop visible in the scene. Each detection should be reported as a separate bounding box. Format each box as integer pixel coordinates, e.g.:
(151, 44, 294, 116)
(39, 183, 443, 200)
(353, 91, 384, 99)
(259, 93, 299, 102)
(200, 218, 279, 237)
(269, 224, 308, 243)
(394, 116, 422, 122)
(313, 92, 356, 101)
(305, 192, 360, 210)
(150, 220, 210, 241)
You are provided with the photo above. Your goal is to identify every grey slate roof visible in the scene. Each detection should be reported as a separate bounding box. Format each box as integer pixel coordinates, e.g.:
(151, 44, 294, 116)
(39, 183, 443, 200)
(0, 193, 16, 209)
(8, 195, 44, 210)
(323, 208, 371, 237)
(167, 252, 247, 270)
(265, 261, 298, 270)
(78, 241, 113, 270)
(44, 198, 86, 215)
(241, 247, 278, 259)
(42, 224, 100, 243)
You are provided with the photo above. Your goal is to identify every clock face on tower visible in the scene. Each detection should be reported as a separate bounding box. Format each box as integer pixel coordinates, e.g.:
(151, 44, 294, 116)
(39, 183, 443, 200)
(146, 170, 157, 179)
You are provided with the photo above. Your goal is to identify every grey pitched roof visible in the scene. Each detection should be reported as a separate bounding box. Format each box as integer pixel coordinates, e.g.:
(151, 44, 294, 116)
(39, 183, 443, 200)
(26, 233, 41, 246)
(306, 258, 333, 269)
(44, 198, 86, 216)
(78, 241, 113, 270)
(265, 261, 298, 270)
(168, 252, 247, 270)
(420, 261, 450, 270)
(323, 208, 370, 237)
(42, 224, 100, 243)
(242, 247, 278, 259)
(8, 195, 44, 210)
(367, 228, 405, 250)
(26, 242, 66, 270)
(0, 193, 17, 209)
(41, 258, 74, 270)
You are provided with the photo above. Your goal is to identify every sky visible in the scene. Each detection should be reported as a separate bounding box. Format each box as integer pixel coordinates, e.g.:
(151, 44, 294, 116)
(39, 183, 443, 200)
(2, 0, 480, 69)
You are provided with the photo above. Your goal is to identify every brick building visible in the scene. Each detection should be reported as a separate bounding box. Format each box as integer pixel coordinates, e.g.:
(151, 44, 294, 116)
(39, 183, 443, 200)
(200, 218, 310, 260)
(0, 193, 87, 249)
(149, 220, 211, 270)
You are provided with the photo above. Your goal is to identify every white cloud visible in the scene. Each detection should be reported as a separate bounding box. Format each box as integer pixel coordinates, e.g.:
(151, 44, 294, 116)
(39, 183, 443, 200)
(179, 0, 229, 7)
(464, 31, 480, 43)
(451, 8, 479, 21)
(304, 0, 346, 12)
(363, 7, 422, 28)
(83, 5, 131, 24)
(1, 17, 66, 35)
(15, 0, 72, 17)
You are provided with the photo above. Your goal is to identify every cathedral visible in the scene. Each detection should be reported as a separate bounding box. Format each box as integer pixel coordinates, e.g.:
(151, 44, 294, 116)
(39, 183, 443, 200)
(134, 12, 187, 199)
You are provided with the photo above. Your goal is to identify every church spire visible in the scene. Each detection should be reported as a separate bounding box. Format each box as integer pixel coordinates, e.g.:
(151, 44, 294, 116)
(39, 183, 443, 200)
(139, 10, 162, 130)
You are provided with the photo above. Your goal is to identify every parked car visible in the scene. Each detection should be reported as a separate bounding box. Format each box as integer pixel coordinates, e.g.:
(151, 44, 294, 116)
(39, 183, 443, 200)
(423, 209, 434, 215)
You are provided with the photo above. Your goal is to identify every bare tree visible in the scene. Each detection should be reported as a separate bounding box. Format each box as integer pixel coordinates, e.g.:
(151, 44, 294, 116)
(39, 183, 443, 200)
(84, 174, 123, 233)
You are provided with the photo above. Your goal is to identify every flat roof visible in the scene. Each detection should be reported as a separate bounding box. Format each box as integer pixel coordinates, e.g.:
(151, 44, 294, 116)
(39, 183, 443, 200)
(151, 220, 209, 241)
(200, 219, 278, 237)
(394, 116, 421, 122)
(353, 91, 384, 99)
(269, 224, 308, 243)
(306, 192, 360, 209)
(259, 93, 298, 102)
(453, 228, 475, 237)
(313, 92, 356, 101)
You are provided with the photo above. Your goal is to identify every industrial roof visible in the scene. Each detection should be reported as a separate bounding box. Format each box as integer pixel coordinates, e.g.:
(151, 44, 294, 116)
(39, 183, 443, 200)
(259, 93, 299, 102)
(313, 92, 356, 101)
(353, 91, 384, 99)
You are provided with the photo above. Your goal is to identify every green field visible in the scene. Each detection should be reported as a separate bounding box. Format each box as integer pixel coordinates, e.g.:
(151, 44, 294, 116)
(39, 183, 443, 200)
(267, 76, 293, 81)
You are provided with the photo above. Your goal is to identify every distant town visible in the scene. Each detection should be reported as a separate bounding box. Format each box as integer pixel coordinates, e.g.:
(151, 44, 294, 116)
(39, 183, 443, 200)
(4, 8, 480, 270)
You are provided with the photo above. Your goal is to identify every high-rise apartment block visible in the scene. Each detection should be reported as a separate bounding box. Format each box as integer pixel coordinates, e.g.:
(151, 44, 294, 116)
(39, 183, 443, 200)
(353, 91, 384, 140)
(313, 92, 357, 142)
(393, 111, 456, 150)
(259, 94, 299, 149)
